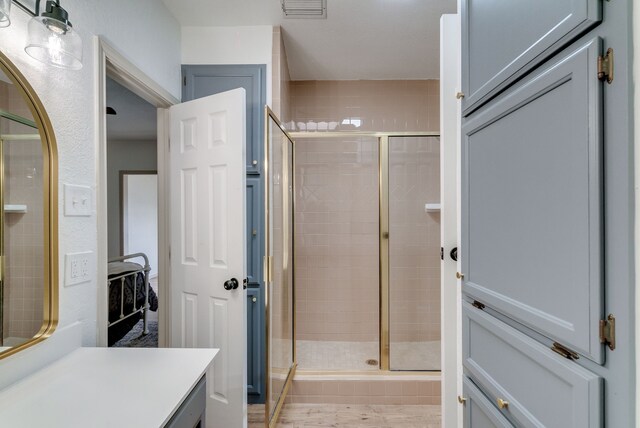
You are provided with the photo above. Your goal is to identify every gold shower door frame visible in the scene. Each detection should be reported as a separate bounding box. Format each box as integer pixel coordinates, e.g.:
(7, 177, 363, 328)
(264, 107, 297, 428)
(288, 130, 440, 373)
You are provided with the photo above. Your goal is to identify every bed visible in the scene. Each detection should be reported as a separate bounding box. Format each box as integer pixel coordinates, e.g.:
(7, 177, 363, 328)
(107, 253, 159, 346)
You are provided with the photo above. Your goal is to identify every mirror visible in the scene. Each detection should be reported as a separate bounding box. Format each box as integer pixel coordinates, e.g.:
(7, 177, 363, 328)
(0, 50, 58, 359)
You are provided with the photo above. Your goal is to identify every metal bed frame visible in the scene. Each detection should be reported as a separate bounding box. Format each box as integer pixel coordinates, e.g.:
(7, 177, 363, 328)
(107, 253, 151, 335)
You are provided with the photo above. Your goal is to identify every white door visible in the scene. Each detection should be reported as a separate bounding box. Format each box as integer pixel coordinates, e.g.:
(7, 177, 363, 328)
(169, 88, 247, 428)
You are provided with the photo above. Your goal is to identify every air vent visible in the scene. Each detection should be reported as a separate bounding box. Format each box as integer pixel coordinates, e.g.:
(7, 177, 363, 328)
(281, 0, 326, 19)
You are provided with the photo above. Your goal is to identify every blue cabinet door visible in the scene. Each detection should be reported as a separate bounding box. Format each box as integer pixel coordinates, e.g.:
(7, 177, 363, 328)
(182, 65, 266, 174)
(461, 0, 600, 114)
(247, 288, 262, 401)
(246, 177, 262, 286)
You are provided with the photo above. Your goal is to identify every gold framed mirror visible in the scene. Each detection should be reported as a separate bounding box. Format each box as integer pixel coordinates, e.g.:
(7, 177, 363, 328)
(0, 50, 58, 360)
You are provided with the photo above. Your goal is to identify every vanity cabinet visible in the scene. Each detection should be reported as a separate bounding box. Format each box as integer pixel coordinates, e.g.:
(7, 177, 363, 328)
(0, 348, 217, 428)
(165, 376, 206, 428)
(460, 0, 633, 426)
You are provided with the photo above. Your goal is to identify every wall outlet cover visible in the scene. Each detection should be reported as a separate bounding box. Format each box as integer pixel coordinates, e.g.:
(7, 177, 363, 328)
(64, 184, 93, 217)
(64, 251, 94, 287)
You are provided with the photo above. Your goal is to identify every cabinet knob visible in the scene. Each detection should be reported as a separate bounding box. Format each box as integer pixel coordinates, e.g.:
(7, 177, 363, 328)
(497, 398, 509, 409)
(457, 395, 467, 405)
(252, 296, 257, 303)
(252, 160, 258, 166)
(252, 229, 257, 236)
(456, 272, 465, 280)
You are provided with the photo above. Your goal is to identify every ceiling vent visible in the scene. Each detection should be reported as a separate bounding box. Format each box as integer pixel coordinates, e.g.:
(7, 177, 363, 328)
(281, 0, 326, 19)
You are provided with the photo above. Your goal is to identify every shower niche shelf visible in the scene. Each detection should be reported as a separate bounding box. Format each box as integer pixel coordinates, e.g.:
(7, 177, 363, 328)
(4, 204, 27, 213)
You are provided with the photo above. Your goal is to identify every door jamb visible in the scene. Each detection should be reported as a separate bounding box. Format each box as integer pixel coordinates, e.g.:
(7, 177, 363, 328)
(95, 36, 179, 348)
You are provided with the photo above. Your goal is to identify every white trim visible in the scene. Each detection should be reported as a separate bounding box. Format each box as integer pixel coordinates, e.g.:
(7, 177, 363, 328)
(95, 36, 177, 348)
(440, 13, 463, 428)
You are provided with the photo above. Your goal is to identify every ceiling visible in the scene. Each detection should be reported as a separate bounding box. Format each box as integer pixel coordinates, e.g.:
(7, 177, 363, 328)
(106, 77, 157, 141)
(161, 0, 457, 80)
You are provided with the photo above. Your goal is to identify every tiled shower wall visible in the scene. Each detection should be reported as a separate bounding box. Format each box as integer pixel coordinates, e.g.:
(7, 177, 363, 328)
(295, 136, 379, 343)
(293, 80, 440, 348)
(0, 81, 44, 341)
(290, 80, 439, 132)
(389, 137, 441, 344)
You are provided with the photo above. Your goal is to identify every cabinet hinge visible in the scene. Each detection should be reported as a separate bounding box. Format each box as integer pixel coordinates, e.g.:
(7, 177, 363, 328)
(183, 75, 187, 86)
(472, 300, 485, 310)
(551, 342, 579, 360)
(599, 314, 616, 350)
(597, 48, 614, 84)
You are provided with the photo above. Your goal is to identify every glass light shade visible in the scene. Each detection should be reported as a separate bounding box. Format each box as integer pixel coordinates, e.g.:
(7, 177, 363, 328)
(0, 0, 10, 28)
(25, 16, 82, 70)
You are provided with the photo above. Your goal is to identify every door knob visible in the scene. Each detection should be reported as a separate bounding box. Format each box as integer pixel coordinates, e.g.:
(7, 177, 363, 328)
(457, 395, 467, 405)
(456, 272, 465, 280)
(497, 398, 509, 409)
(224, 278, 239, 290)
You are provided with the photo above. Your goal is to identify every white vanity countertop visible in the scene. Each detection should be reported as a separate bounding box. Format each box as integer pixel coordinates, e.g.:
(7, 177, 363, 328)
(0, 347, 218, 428)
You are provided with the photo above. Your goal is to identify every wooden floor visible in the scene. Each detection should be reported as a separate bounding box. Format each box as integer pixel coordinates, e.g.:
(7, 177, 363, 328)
(248, 404, 441, 427)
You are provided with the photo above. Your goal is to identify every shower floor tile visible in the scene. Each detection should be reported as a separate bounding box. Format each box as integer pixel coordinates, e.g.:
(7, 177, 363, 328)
(296, 340, 441, 371)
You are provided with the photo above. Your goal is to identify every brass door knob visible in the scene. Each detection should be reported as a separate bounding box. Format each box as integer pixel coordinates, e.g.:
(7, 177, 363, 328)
(497, 398, 509, 409)
(456, 92, 465, 99)
(456, 272, 465, 280)
(457, 395, 467, 405)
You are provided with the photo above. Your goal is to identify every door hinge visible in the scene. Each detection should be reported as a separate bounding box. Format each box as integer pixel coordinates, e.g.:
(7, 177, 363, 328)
(440, 247, 444, 260)
(264, 256, 273, 283)
(597, 48, 614, 84)
(599, 314, 616, 350)
(472, 300, 485, 310)
(551, 342, 579, 360)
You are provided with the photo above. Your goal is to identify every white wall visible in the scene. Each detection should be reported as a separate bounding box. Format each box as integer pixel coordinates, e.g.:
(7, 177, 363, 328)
(0, 0, 180, 369)
(181, 26, 273, 105)
(123, 174, 158, 279)
(106, 140, 158, 260)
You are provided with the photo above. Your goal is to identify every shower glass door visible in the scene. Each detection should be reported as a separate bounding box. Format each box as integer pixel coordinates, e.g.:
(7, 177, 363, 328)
(388, 136, 441, 371)
(265, 108, 295, 427)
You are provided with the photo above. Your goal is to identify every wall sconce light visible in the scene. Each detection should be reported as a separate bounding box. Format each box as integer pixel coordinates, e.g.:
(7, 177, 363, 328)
(0, 0, 10, 27)
(24, 0, 82, 70)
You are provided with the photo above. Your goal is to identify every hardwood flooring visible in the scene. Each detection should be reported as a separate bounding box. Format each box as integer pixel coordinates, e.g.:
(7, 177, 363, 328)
(248, 403, 441, 427)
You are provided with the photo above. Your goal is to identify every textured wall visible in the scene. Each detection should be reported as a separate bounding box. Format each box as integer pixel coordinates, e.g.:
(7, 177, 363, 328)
(0, 0, 180, 356)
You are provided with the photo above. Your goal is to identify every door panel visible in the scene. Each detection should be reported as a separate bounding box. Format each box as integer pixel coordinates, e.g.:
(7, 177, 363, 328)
(463, 378, 513, 428)
(182, 65, 266, 174)
(461, 0, 600, 114)
(247, 288, 262, 398)
(463, 302, 602, 428)
(246, 177, 261, 285)
(170, 88, 247, 427)
(461, 38, 603, 362)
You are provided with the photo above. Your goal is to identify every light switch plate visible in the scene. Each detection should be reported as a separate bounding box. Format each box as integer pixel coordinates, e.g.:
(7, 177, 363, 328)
(64, 184, 93, 216)
(65, 251, 93, 287)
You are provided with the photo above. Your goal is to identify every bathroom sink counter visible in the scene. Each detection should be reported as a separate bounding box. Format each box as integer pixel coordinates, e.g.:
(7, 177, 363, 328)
(0, 347, 217, 428)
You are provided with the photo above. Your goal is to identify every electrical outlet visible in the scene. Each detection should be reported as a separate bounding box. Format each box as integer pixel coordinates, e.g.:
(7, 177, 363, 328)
(65, 251, 93, 287)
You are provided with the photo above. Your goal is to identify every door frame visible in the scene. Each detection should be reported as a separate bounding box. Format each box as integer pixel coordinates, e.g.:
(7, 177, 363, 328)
(95, 37, 179, 348)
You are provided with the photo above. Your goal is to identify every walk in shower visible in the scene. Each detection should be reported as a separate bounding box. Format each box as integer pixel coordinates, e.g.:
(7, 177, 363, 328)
(292, 133, 441, 372)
